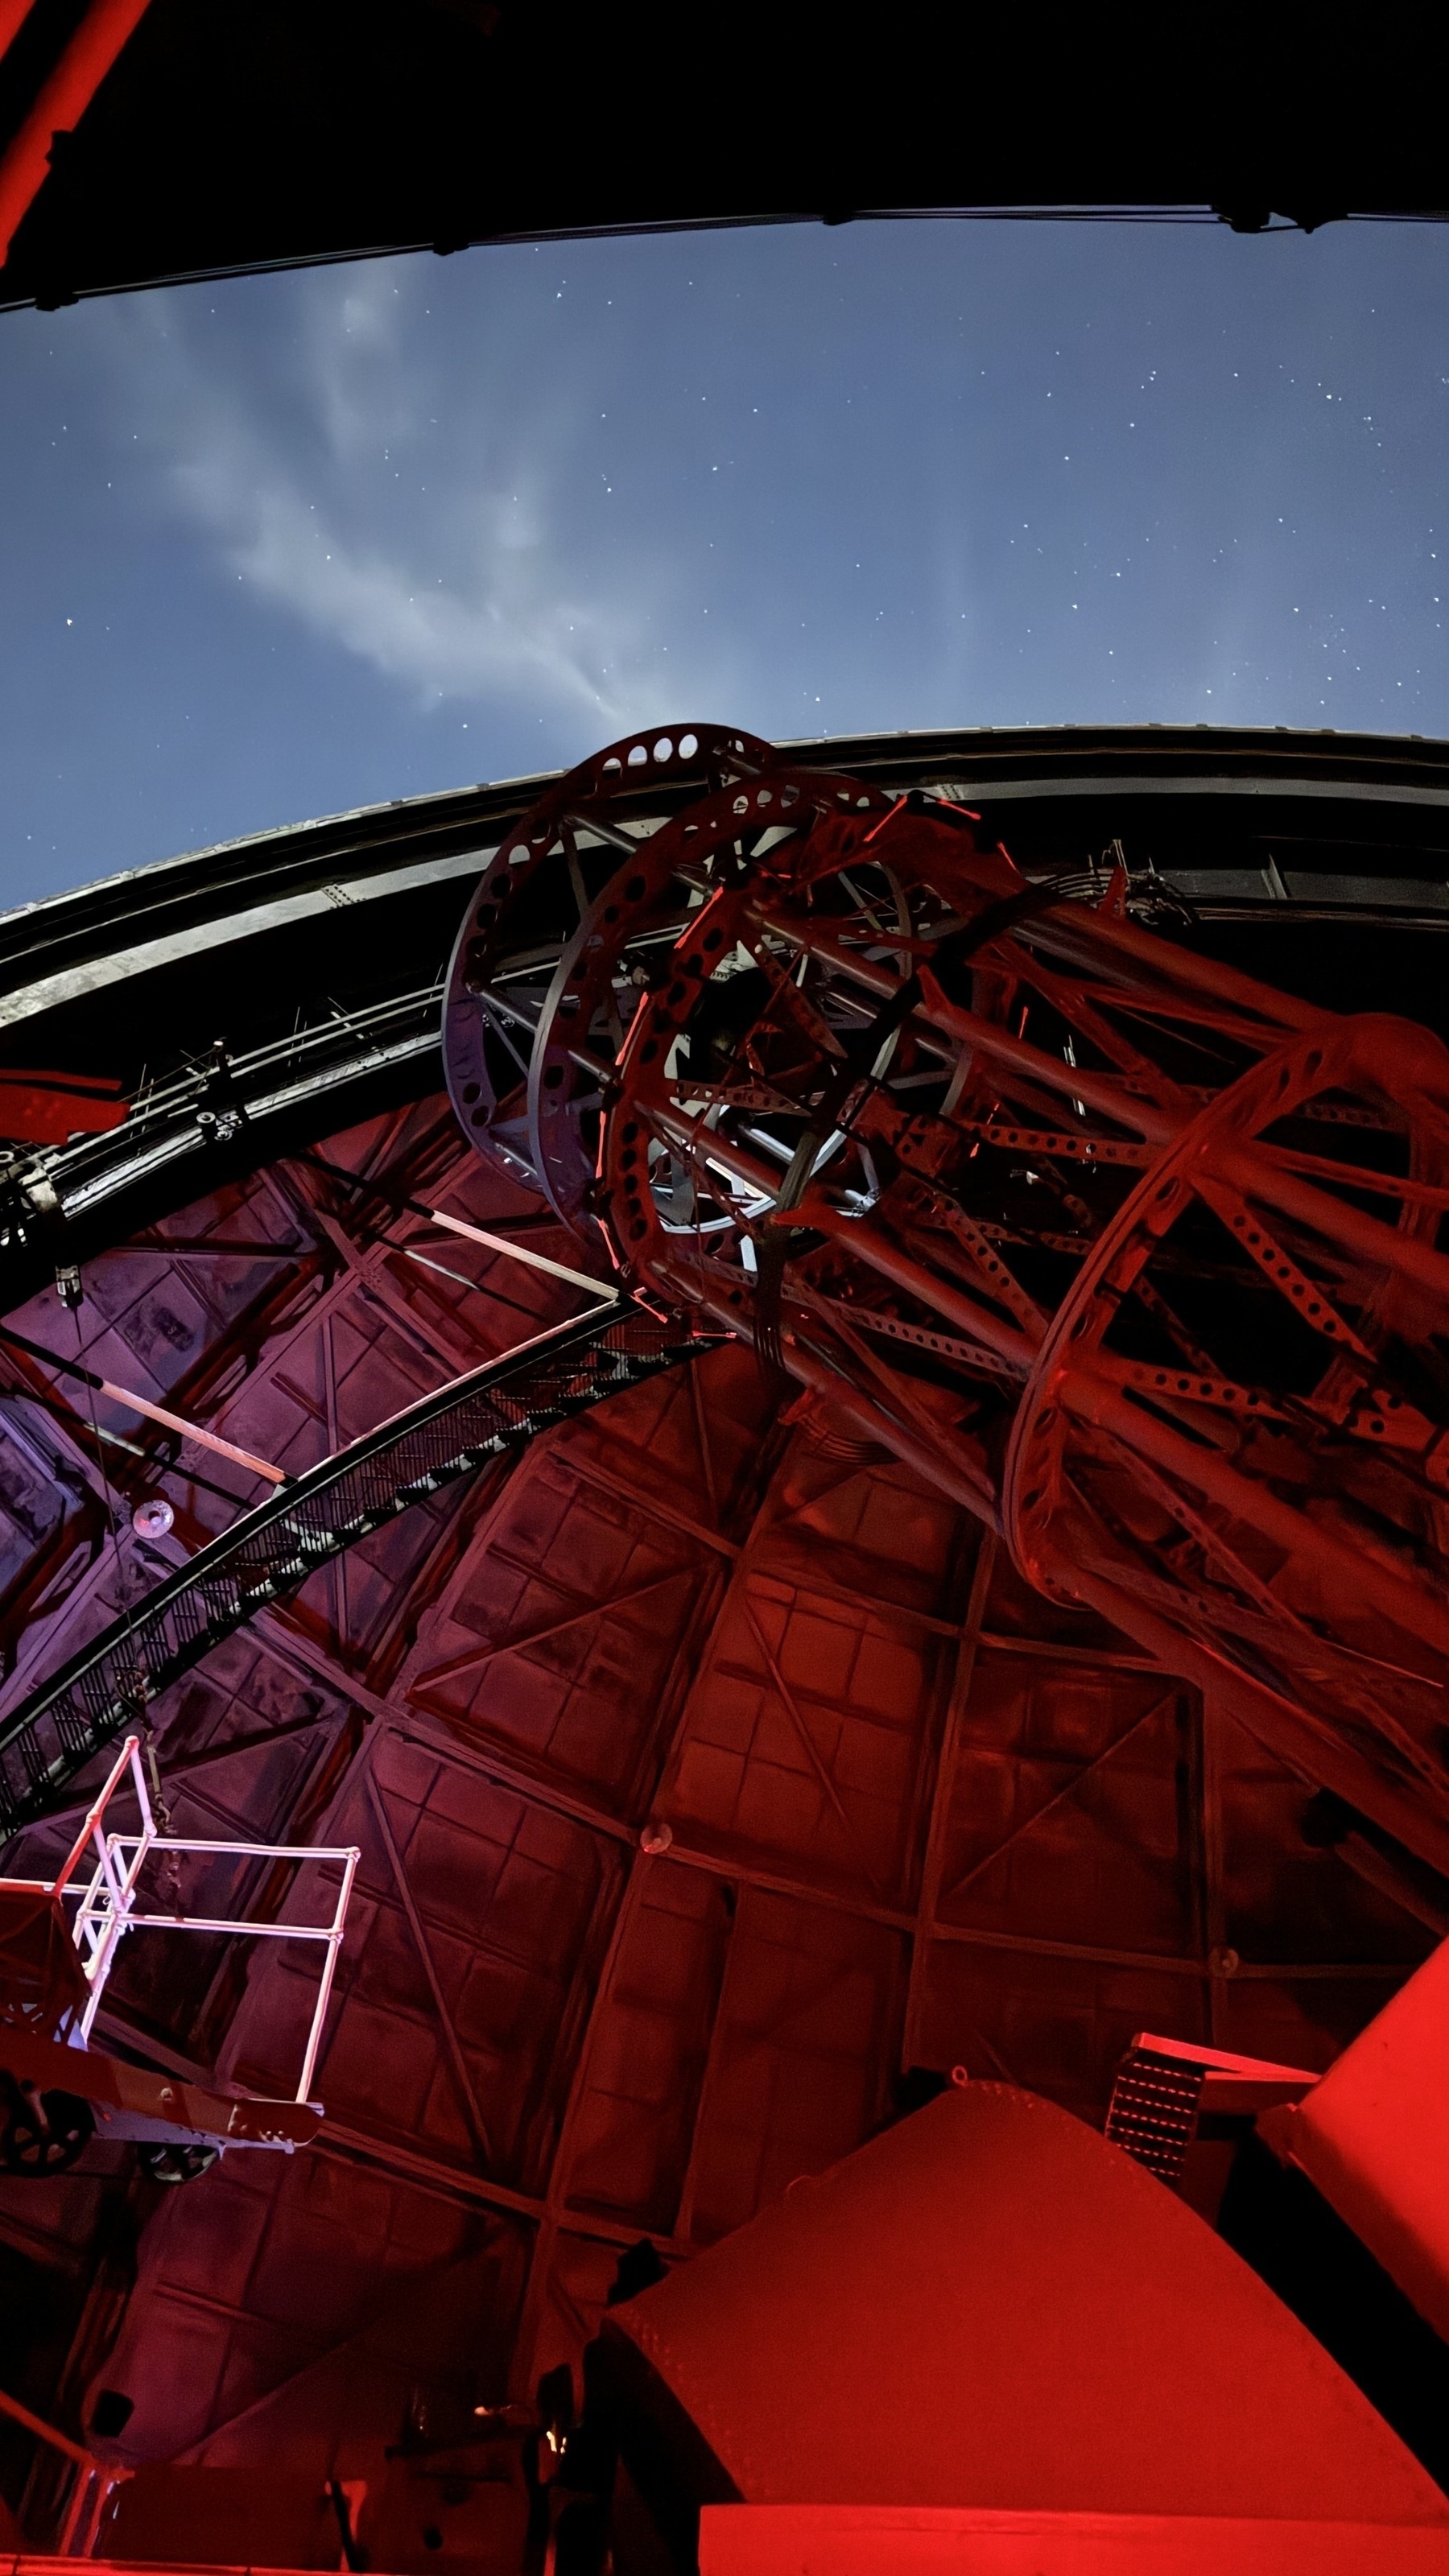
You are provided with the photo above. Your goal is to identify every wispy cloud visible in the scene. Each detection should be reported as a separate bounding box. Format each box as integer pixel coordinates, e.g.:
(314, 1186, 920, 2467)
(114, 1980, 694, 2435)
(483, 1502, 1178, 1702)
(185, 455, 630, 718)
(100, 263, 688, 725)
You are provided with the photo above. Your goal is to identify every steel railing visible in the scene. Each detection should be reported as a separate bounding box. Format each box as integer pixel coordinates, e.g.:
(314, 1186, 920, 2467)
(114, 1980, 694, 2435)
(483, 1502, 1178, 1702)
(0, 977, 447, 1246)
(0, 1302, 716, 1836)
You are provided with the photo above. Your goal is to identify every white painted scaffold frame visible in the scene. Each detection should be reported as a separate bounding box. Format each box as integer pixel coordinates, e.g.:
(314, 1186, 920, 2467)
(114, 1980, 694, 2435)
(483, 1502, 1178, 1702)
(48, 1732, 361, 2103)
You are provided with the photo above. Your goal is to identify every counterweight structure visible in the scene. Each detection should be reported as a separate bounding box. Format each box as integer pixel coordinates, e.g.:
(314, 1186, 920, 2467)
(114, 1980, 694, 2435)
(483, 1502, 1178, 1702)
(448, 730, 1449, 1882)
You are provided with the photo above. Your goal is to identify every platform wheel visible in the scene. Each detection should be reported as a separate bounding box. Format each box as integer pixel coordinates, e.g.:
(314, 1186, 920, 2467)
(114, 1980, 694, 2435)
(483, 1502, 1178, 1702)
(137, 2140, 220, 2185)
(1, 2086, 95, 2176)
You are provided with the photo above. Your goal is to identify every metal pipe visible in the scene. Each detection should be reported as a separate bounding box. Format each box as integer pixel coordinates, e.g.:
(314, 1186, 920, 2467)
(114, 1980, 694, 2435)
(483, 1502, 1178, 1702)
(296, 1845, 361, 2102)
(52, 1731, 138, 1893)
(81, 1911, 345, 1938)
(80, 1833, 360, 1862)
(424, 1206, 617, 1300)
(0, 2381, 93, 2471)
(0, 1323, 286, 1482)
(1021, 901, 1327, 1035)
(0, 0, 157, 266)
(793, 1199, 1038, 1375)
(0, 3, 38, 67)
(1214, 1137, 1449, 1306)
(1059, 1366, 1449, 1666)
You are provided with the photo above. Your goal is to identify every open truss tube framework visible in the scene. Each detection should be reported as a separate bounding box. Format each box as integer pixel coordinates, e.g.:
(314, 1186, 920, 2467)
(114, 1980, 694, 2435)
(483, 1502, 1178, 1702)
(0, 1304, 716, 1835)
(447, 729, 1449, 1879)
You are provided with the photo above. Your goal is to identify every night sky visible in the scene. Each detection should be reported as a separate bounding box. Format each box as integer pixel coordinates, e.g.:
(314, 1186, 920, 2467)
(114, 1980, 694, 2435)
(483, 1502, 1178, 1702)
(0, 216, 1443, 911)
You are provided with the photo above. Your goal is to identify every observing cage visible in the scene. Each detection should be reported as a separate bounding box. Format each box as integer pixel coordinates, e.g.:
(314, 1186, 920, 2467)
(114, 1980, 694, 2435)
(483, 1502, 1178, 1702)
(52, 1732, 361, 2102)
(0, 1730, 361, 2184)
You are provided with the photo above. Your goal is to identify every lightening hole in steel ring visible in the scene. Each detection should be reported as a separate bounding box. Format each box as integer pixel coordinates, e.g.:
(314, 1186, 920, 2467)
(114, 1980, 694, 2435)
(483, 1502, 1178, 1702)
(462, 1083, 481, 1104)
(628, 743, 648, 767)
(544, 1067, 564, 1090)
(625, 875, 646, 902)
(604, 756, 622, 775)
(679, 733, 698, 758)
(654, 737, 674, 762)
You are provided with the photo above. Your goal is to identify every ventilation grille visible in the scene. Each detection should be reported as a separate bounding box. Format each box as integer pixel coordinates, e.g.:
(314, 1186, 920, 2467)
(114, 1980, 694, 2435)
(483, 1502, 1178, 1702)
(1104, 2047, 1207, 2183)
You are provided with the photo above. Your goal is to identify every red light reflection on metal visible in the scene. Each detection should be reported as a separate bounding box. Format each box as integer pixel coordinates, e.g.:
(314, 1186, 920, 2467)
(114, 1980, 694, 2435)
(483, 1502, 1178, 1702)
(0, 0, 155, 266)
(479, 745, 1449, 1876)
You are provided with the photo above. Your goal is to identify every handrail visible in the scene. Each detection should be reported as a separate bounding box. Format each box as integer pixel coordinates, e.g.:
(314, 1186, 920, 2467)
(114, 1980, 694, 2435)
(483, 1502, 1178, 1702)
(0, 1302, 717, 1837)
(0, 2383, 130, 2557)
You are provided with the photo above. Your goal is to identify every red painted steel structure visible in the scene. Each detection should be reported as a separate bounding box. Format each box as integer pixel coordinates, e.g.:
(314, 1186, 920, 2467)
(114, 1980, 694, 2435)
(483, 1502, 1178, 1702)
(451, 735, 1449, 1887)
(600, 2086, 1449, 2541)
(0, 0, 155, 266)
(696, 2506, 1449, 2572)
(6, 730, 1449, 2565)
(1262, 1933, 1449, 2347)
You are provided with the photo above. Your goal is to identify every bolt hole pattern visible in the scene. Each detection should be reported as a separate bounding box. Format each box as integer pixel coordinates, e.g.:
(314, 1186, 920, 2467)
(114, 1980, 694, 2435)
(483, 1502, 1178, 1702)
(444, 725, 775, 1191)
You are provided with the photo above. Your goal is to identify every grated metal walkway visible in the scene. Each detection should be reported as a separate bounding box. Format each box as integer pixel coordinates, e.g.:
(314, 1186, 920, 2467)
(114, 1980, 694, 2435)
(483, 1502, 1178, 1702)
(0, 1304, 716, 1834)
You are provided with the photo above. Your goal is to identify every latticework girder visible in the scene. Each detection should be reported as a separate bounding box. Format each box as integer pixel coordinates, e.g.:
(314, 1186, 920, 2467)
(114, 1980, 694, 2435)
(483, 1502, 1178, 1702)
(451, 732, 1449, 1877)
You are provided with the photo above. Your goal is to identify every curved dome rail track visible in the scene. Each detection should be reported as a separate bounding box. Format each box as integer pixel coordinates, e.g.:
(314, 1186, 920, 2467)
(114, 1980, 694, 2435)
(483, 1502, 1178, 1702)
(0, 1302, 716, 1839)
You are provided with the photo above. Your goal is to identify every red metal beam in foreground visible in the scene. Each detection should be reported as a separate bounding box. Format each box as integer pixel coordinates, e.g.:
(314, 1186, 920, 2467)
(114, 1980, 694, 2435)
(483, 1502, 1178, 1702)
(697, 2504, 1449, 2573)
(1261, 1933, 1449, 2347)
(0, 0, 154, 266)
